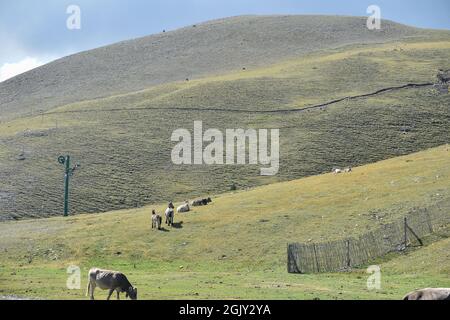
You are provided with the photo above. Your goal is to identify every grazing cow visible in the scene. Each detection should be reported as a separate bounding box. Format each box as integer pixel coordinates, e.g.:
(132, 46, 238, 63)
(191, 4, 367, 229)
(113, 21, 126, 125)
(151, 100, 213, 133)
(344, 167, 352, 173)
(177, 201, 190, 213)
(151, 210, 162, 230)
(165, 207, 174, 226)
(86, 268, 137, 300)
(403, 288, 450, 300)
(333, 168, 343, 174)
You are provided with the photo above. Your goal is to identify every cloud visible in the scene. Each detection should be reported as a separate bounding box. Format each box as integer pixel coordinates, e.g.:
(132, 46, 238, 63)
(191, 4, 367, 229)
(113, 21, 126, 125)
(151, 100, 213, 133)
(0, 57, 45, 82)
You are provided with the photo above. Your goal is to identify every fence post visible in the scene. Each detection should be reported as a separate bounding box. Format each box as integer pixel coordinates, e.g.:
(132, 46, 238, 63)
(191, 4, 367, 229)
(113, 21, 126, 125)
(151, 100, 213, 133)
(406, 221, 424, 247)
(346, 239, 351, 268)
(313, 244, 320, 273)
(403, 217, 408, 249)
(287, 244, 301, 274)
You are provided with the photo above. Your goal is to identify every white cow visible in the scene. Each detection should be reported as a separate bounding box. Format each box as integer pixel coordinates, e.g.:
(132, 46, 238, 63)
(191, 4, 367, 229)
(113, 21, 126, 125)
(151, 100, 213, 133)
(403, 288, 450, 300)
(333, 167, 352, 174)
(151, 210, 162, 230)
(177, 201, 190, 213)
(165, 207, 174, 226)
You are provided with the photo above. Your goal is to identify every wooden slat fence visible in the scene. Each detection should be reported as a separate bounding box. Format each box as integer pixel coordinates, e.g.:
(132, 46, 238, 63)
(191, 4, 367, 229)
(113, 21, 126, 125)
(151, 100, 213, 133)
(288, 198, 450, 273)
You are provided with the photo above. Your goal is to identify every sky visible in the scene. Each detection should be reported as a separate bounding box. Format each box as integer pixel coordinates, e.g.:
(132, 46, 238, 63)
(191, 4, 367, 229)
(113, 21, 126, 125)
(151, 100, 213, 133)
(1, 0, 449, 82)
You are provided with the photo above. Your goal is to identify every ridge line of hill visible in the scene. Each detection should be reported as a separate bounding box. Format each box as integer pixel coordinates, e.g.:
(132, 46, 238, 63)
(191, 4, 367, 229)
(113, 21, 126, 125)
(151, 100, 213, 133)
(43, 81, 434, 116)
(3, 14, 446, 122)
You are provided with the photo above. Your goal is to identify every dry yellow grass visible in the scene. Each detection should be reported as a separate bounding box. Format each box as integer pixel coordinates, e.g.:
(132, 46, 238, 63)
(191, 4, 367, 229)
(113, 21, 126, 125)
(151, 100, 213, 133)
(0, 145, 449, 299)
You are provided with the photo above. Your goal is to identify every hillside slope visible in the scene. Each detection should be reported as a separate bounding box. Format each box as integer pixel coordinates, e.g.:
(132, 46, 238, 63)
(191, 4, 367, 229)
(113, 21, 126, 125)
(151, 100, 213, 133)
(0, 15, 447, 120)
(0, 145, 449, 299)
(0, 34, 449, 219)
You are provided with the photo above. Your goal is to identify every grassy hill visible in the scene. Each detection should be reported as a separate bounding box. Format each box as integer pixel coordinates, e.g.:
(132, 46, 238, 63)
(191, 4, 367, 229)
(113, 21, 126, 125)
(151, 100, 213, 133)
(0, 145, 449, 299)
(0, 29, 449, 220)
(1, 15, 445, 121)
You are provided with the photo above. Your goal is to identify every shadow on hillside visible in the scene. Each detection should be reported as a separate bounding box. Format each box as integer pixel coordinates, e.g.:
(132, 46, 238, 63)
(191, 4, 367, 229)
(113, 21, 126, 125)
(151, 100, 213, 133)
(172, 221, 184, 229)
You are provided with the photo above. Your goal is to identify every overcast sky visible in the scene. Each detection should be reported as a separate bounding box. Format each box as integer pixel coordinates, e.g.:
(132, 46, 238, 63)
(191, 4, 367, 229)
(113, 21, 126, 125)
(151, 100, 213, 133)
(1, 0, 449, 82)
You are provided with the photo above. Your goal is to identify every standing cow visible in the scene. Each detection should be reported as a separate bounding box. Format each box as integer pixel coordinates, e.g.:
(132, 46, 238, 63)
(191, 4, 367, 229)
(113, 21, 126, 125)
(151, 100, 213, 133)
(86, 268, 138, 300)
(151, 210, 162, 230)
(165, 203, 175, 227)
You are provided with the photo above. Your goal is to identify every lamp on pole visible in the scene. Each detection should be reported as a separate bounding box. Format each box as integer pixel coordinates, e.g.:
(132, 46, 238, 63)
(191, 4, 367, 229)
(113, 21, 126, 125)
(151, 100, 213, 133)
(58, 155, 80, 217)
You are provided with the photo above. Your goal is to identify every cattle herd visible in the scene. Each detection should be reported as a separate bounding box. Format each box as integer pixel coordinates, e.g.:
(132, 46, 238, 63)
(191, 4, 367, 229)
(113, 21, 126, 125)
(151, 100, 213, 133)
(151, 197, 212, 230)
(87, 197, 213, 300)
(86, 195, 450, 301)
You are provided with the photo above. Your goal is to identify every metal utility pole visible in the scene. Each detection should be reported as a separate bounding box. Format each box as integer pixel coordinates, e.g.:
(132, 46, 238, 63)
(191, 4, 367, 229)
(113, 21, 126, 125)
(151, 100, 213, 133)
(58, 155, 80, 217)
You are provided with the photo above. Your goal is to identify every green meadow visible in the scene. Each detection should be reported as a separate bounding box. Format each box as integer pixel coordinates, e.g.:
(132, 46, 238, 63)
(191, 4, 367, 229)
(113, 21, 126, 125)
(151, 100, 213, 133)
(1, 146, 449, 299)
